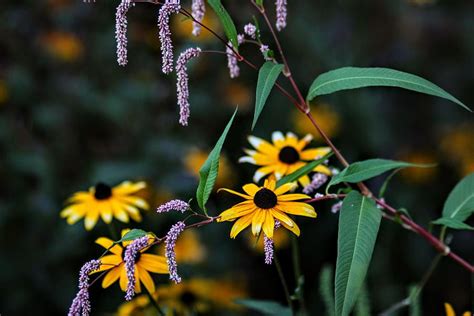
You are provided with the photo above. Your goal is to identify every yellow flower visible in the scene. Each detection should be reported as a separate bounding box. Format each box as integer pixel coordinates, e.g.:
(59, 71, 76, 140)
(239, 131, 331, 186)
(94, 229, 168, 295)
(223, 82, 252, 109)
(292, 103, 340, 141)
(60, 181, 149, 230)
(184, 148, 234, 188)
(444, 303, 472, 316)
(218, 179, 316, 238)
(117, 278, 246, 315)
(39, 31, 83, 62)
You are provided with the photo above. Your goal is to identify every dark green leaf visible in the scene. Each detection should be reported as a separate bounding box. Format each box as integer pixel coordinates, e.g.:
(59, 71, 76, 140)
(355, 282, 371, 316)
(207, 0, 239, 51)
(235, 299, 291, 316)
(276, 152, 333, 187)
(335, 191, 382, 316)
(119, 229, 148, 242)
(253, 62, 284, 130)
(319, 265, 336, 316)
(440, 173, 474, 222)
(327, 159, 435, 192)
(408, 285, 422, 316)
(432, 218, 474, 231)
(378, 168, 402, 198)
(306, 67, 470, 112)
(196, 108, 238, 213)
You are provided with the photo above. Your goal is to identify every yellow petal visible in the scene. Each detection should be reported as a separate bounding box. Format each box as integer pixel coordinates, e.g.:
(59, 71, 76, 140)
(218, 204, 256, 222)
(251, 209, 265, 236)
(298, 175, 311, 187)
(138, 254, 169, 274)
(277, 202, 317, 218)
(300, 147, 331, 161)
(274, 182, 297, 196)
(123, 204, 142, 222)
(119, 196, 149, 210)
(462, 312, 471, 316)
(113, 181, 147, 195)
(97, 255, 122, 272)
(314, 164, 332, 176)
(137, 265, 155, 294)
(242, 183, 260, 196)
(444, 303, 455, 316)
(278, 193, 310, 201)
(112, 200, 130, 223)
(66, 191, 92, 203)
(270, 209, 295, 227)
(248, 135, 278, 155)
(218, 188, 252, 200)
(262, 211, 275, 238)
(272, 131, 286, 148)
(285, 132, 299, 147)
(274, 163, 288, 179)
(98, 201, 113, 224)
(119, 266, 128, 292)
(102, 267, 121, 288)
(296, 134, 313, 150)
(84, 208, 99, 230)
(281, 219, 300, 236)
(253, 165, 276, 183)
(95, 237, 123, 255)
(230, 213, 253, 238)
(264, 178, 277, 191)
(60, 204, 84, 218)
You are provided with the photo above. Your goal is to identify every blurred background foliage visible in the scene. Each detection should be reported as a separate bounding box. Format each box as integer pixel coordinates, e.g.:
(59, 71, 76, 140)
(0, 0, 473, 315)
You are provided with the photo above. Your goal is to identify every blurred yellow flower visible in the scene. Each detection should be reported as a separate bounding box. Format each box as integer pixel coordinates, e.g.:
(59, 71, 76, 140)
(398, 150, 437, 184)
(94, 229, 168, 294)
(239, 131, 331, 186)
(218, 179, 316, 238)
(159, 229, 207, 264)
(172, 10, 220, 43)
(293, 103, 340, 141)
(441, 124, 474, 176)
(246, 226, 290, 252)
(0, 81, 8, 104)
(117, 295, 150, 316)
(444, 302, 472, 316)
(184, 148, 234, 188)
(61, 181, 149, 230)
(408, 0, 436, 6)
(223, 82, 252, 109)
(40, 31, 83, 62)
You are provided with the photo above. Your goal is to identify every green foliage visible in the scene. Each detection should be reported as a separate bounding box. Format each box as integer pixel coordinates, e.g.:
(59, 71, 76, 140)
(355, 282, 371, 316)
(207, 0, 239, 51)
(306, 67, 471, 111)
(276, 152, 333, 187)
(436, 173, 474, 225)
(196, 109, 238, 213)
(253, 62, 284, 130)
(327, 159, 434, 192)
(319, 265, 336, 316)
(378, 168, 402, 198)
(408, 286, 422, 316)
(432, 218, 474, 231)
(119, 229, 148, 242)
(335, 191, 382, 316)
(234, 299, 291, 316)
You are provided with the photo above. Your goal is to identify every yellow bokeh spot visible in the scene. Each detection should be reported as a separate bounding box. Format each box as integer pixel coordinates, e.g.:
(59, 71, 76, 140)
(223, 82, 252, 110)
(440, 124, 474, 177)
(40, 31, 83, 62)
(171, 9, 221, 43)
(293, 103, 340, 141)
(159, 229, 207, 264)
(398, 150, 437, 184)
(0, 81, 8, 104)
(246, 228, 290, 253)
(184, 148, 234, 188)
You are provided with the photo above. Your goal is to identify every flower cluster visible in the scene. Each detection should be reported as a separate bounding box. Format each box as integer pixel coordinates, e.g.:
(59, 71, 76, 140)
(115, 0, 134, 66)
(226, 42, 240, 79)
(264, 221, 281, 264)
(176, 47, 201, 126)
(191, 0, 206, 36)
(68, 260, 101, 316)
(124, 236, 150, 301)
(275, 0, 287, 31)
(158, 1, 181, 74)
(244, 23, 257, 39)
(157, 199, 190, 214)
(303, 173, 328, 194)
(165, 221, 186, 283)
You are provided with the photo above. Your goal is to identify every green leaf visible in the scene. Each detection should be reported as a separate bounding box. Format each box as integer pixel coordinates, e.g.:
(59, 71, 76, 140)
(119, 229, 148, 242)
(252, 62, 284, 130)
(196, 108, 238, 213)
(306, 67, 470, 112)
(408, 285, 422, 316)
(207, 0, 239, 51)
(440, 173, 474, 222)
(432, 218, 474, 231)
(327, 159, 434, 192)
(319, 265, 336, 316)
(276, 152, 333, 187)
(235, 299, 291, 316)
(355, 282, 371, 316)
(335, 191, 382, 316)
(378, 168, 402, 198)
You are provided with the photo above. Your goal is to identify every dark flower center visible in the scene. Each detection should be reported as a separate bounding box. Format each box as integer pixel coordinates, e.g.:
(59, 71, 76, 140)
(180, 290, 198, 306)
(278, 146, 300, 164)
(94, 182, 112, 200)
(253, 188, 278, 209)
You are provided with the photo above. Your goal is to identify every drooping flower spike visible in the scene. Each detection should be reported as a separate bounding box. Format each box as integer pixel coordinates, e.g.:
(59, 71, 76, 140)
(275, 0, 287, 31)
(239, 131, 332, 186)
(264, 221, 281, 264)
(93, 229, 168, 294)
(218, 178, 316, 238)
(115, 0, 134, 66)
(158, 1, 181, 74)
(68, 259, 101, 316)
(176, 47, 201, 126)
(157, 199, 190, 214)
(191, 0, 206, 36)
(124, 236, 150, 301)
(60, 181, 149, 230)
(165, 221, 186, 284)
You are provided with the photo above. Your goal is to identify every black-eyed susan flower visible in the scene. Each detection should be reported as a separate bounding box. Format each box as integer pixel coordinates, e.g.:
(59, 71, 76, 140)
(60, 181, 149, 230)
(444, 303, 472, 316)
(94, 229, 168, 295)
(218, 179, 316, 238)
(239, 131, 331, 186)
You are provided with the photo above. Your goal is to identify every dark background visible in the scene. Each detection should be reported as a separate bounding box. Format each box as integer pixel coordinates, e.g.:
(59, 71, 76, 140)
(0, 0, 473, 315)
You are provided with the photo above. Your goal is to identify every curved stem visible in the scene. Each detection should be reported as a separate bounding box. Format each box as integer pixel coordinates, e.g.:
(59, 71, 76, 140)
(274, 252, 295, 315)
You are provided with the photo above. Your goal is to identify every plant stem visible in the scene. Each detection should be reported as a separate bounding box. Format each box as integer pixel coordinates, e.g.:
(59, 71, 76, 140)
(410, 254, 443, 301)
(145, 287, 165, 316)
(291, 236, 307, 314)
(274, 252, 295, 315)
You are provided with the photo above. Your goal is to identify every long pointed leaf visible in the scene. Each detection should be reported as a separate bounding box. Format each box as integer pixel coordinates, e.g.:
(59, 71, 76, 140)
(207, 0, 239, 51)
(335, 191, 382, 316)
(441, 173, 474, 222)
(276, 152, 333, 187)
(307, 67, 470, 111)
